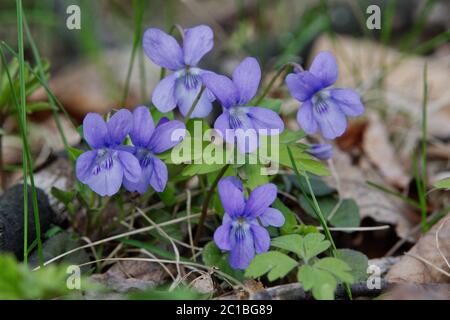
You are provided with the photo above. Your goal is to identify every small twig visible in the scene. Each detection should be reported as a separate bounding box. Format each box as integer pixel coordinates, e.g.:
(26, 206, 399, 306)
(135, 208, 182, 280)
(318, 225, 390, 232)
(435, 218, 450, 271)
(186, 190, 196, 260)
(33, 213, 203, 270)
(76, 257, 246, 289)
(405, 252, 450, 278)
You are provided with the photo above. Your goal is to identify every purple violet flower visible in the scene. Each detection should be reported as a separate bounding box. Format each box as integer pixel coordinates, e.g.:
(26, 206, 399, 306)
(143, 25, 216, 118)
(76, 110, 141, 196)
(214, 177, 285, 269)
(201, 57, 284, 153)
(308, 143, 333, 160)
(123, 106, 186, 194)
(286, 51, 364, 140)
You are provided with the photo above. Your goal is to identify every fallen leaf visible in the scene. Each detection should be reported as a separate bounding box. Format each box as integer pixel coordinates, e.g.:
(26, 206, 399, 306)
(363, 112, 409, 189)
(386, 218, 450, 283)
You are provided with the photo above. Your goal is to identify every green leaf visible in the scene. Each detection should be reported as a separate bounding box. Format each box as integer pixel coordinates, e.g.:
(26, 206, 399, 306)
(67, 146, 84, 162)
(434, 178, 450, 190)
(278, 144, 330, 176)
(271, 233, 330, 262)
(271, 198, 297, 234)
(51, 187, 75, 206)
(279, 129, 306, 144)
(245, 251, 297, 281)
(314, 257, 353, 284)
(182, 163, 225, 176)
(291, 174, 335, 196)
(302, 233, 330, 261)
(258, 98, 282, 113)
(202, 242, 244, 280)
(299, 196, 360, 228)
(241, 163, 269, 190)
(297, 264, 336, 300)
(151, 106, 174, 123)
(157, 184, 176, 206)
(337, 249, 369, 282)
(271, 234, 304, 257)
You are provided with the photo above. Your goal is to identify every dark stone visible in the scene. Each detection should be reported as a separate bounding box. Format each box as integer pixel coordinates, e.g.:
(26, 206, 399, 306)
(0, 184, 55, 259)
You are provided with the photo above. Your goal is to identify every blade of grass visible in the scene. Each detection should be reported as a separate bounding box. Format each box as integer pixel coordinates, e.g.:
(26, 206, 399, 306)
(16, 0, 29, 266)
(286, 146, 352, 299)
(12, 0, 43, 266)
(121, 0, 146, 106)
(0, 41, 78, 132)
(380, 0, 396, 45)
(23, 15, 69, 150)
(419, 63, 429, 232)
(0, 49, 44, 265)
(366, 181, 421, 209)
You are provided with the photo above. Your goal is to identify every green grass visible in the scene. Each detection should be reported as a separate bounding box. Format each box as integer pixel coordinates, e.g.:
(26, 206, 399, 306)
(121, 0, 146, 106)
(418, 63, 429, 232)
(0, 0, 44, 266)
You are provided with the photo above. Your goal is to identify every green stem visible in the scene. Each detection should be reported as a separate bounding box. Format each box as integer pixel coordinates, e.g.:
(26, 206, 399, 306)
(366, 181, 421, 209)
(121, 0, 146, 106)
(0, 115, 5, 191)
(16, 0, 30, 266)
(255, 62, 301, 105)
(193, 164, 230, 246)
(420, 63, 428, 232)
(287, 146, 352, 299)
(13, 0, 43, 266)
(184, 85, 205, 122)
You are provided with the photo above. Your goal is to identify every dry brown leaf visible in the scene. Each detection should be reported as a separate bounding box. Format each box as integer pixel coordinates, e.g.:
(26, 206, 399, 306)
(325, 147, 414, 239)
(190, 273, 215, 295)
(381, 283, 450, 300)
(386, 218, 450, 283)
(91, 260, 170, 293)
(363, 112, 409, 189)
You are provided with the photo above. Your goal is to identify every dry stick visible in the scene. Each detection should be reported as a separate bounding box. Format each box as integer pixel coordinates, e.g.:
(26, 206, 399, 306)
(135, 207, 182, 280)
(194, 164, 230, 247)
(385, 207, 449, 257)
(435, 218, 450, 271)
(139, 249, 176, 282)
(76, 257, 246, 289)
(405, 252, 450, 278)
(186, 189, 196, 259)
(33, 213, 202, 270)
(319, 225, 390, 232)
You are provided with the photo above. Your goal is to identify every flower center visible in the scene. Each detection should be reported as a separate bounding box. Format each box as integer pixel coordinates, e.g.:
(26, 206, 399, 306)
(232, 217, 250, 241)
(135, 147, 153, 168)
(228, 107, 251, 130)
(176, 67, 201, 90)
(92, 149, 115, 175)
(312, 91, 331, 114)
